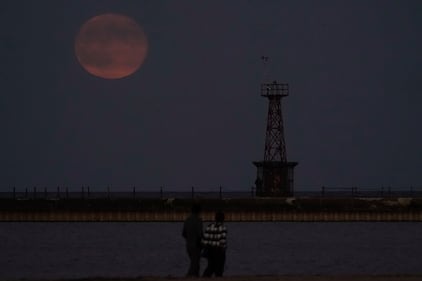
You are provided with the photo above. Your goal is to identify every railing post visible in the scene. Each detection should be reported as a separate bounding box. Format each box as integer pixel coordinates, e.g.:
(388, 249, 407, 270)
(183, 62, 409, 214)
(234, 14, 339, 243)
(66, 187, 69, 199)
(87, 186, 90, 198)
(25, 187, 28, 198)
(33, 186, 37, 199)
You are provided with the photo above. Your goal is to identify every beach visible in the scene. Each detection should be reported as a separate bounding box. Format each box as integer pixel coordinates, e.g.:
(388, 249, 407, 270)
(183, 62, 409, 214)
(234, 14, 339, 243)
(15, 275, 422, 281)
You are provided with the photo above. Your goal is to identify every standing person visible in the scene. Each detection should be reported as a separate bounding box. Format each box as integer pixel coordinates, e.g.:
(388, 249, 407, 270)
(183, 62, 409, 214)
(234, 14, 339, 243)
(182, 203, 203, 277)
(202, 211, 227, 277)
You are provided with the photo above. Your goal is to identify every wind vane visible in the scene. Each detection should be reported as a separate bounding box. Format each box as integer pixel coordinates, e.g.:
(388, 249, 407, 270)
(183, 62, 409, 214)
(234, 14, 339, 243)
(261, 56, 270, 83)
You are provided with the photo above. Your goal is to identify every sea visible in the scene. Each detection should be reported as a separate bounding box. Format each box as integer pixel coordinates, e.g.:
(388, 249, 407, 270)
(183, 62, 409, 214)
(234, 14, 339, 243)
(0, 222, 421, 280)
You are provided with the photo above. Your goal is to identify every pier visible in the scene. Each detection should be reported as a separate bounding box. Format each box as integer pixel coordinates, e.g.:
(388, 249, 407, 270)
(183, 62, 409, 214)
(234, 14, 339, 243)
(1, 197, 422, 222)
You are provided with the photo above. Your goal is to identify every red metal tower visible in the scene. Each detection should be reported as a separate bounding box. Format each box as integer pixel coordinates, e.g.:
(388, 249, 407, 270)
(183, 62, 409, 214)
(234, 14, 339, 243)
(253, 60, 298, 196)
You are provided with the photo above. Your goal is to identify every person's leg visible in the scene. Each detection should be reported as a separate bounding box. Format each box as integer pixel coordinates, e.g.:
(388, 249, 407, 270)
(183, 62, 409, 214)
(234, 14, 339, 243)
(215, 249, 226, 277)
(186, 247, 194, 276)
(203, 248, 216, 277)
(203, 257, 212, 277)
(187, 246, 201, 277)
(192, 247, 201, 276)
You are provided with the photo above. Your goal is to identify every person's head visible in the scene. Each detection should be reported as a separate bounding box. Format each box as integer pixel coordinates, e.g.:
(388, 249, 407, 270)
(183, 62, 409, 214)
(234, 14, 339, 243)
(191, 203, 201, 214)
(215, 211, 225, 223)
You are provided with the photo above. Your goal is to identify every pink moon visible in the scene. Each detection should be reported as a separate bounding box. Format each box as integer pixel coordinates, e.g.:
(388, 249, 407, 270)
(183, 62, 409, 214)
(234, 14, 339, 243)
(75, 14, 148, 79)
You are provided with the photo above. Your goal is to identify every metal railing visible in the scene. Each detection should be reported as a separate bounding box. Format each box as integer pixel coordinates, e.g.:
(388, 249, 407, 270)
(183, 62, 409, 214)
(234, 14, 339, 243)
(318, 186, 422, 198)
(0, 185, 422, 200)
(0, 186, 253, 200)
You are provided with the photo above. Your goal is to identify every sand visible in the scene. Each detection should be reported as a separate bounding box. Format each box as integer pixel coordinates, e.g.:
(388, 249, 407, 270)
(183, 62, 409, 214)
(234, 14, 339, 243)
(16, 275, 422, 281)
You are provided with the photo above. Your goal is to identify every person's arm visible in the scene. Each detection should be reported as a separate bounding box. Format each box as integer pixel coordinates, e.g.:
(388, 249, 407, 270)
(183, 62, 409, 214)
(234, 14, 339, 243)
(220, 225, 227, 249)
(197, 219, 203, 247)
(182, 220, 187, 238)
(199, 219, 203, 238)
(202, 223, 211, 247)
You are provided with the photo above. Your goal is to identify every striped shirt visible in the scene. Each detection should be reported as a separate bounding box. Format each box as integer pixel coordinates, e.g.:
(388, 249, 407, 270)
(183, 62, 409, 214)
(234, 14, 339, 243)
(202, 222, 227, 248)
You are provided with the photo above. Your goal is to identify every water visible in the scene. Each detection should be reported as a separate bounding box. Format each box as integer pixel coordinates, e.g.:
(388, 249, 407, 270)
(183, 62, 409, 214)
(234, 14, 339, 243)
(0, 222, 421, 279)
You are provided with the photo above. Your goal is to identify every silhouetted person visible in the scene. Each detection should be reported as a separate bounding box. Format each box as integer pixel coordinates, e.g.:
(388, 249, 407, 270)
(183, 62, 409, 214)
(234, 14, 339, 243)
(182, 203, 203, 277)
(202, 211, 227, 277)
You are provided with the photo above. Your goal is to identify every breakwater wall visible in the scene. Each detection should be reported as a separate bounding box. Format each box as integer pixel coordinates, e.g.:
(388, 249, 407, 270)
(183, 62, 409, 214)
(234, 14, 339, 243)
(1, 210, 422, 222)
(1, 197, 422, 222)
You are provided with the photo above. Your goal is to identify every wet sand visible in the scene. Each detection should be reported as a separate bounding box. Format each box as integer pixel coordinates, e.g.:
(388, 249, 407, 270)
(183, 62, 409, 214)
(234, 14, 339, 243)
(18, 275, 422, 281)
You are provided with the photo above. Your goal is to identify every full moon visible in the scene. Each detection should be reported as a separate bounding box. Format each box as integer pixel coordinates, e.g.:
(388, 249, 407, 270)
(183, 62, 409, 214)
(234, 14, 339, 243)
(75, 14, 148, 79)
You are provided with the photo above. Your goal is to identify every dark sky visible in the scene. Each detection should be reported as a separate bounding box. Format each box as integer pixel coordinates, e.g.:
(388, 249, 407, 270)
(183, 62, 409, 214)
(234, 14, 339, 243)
(1, 1, 421, 192)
